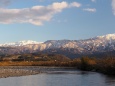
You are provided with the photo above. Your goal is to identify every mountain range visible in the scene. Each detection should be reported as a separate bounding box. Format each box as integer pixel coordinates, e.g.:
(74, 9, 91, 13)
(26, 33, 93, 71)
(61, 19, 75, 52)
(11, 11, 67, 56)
(0, 34, 115, 58)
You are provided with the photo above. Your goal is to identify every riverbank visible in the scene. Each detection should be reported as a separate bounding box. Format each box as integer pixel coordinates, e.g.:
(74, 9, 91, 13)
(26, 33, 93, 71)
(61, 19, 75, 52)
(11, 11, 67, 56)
(75, 57, 115, 75)
(0, 68, 113, 86)
(0, 66, 76, 78)
(0, 56, 115, 77)
(0, 65, 114, 79)
(0, 66, 40, 78)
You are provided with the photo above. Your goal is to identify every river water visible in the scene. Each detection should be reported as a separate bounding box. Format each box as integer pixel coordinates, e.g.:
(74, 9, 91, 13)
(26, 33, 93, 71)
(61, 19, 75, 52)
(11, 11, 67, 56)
(0, 67, 115, 86)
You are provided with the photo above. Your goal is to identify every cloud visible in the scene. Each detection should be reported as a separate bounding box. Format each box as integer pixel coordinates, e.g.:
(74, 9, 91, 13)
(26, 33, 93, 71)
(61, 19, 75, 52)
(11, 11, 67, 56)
(69, 2, 81, 8)
(0, 0, 11, 6)
(83, 8, 96, 12)
(112, 0, 115, 15)
(0, 1, 81, 25)
(91, 0, 96, 2)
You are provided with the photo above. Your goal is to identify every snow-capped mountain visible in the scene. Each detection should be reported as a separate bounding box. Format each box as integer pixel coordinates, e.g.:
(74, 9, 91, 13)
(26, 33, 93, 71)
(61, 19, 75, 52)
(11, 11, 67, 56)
(0, 34, 115, 56)
(26, 33, 115, 52)
(0, 40, 43, 47)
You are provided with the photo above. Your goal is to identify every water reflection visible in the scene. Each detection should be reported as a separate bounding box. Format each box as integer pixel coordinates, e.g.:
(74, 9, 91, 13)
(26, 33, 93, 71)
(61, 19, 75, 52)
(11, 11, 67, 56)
(104, 75, 115, 85)
(0, 68, 115, 86)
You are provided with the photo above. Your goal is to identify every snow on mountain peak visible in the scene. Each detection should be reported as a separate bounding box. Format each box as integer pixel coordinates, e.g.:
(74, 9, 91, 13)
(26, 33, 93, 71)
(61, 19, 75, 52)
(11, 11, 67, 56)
(97, 33, 115, 40)
(0, 40, 43, 46)
(0, 33, 115, 55)
(0, 33, 115, 49)
(18, 40, 42, 44)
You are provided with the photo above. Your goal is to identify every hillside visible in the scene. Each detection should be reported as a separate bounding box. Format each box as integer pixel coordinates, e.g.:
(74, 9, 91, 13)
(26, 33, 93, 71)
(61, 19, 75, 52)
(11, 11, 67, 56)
(0, 34, 115, 58)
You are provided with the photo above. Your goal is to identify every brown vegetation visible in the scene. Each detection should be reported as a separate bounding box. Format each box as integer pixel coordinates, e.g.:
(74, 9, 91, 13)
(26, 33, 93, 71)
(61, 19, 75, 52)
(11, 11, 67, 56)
(74, 57, 115, 75)
(0, 53, 115, 75)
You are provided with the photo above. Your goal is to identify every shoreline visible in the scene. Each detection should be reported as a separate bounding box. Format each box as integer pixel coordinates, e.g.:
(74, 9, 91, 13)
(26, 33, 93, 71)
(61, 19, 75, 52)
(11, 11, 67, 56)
(0, 66, 40, 78)
(0, 66, 76, 78)
(0, 66, 114, 78)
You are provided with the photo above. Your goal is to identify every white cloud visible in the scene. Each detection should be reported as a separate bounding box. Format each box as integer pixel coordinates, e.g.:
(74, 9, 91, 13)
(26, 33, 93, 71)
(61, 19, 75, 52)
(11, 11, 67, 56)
(83, 8, 96, 12)
(91, 0, 96, 2)
(0, 1, 81, 25)
(69, 2, 81, 8)
(112, 0, 115, 15)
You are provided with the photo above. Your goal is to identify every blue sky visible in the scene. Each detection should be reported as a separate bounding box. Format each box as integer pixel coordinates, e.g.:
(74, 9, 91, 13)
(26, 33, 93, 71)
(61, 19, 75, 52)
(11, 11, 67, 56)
(0, 0, 115, 43)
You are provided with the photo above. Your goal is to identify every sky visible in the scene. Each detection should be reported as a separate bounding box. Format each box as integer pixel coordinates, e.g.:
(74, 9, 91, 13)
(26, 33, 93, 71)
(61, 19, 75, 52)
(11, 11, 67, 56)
(0, 0, 115, 43)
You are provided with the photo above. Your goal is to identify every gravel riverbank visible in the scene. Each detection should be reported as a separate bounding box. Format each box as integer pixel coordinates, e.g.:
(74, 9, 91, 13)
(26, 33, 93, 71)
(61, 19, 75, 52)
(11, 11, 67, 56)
(0, 66, 41, 78)
(0, 66, 76, 78)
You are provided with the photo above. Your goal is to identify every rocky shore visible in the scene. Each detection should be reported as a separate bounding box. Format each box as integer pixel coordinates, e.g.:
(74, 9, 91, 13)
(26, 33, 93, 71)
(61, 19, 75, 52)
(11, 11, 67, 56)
(0, 66, 76, 78)
(0, 66, 41, 78)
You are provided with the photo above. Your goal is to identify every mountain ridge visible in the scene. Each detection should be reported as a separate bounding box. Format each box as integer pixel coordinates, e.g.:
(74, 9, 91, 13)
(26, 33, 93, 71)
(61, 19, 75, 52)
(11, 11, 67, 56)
(0, 33, 115, 58)
(0, 33, 115, 46)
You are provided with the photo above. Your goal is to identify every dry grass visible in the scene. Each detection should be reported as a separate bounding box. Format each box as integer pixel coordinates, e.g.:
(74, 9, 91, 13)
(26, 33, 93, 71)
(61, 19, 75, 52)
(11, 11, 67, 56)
(0, 61, 74, 67)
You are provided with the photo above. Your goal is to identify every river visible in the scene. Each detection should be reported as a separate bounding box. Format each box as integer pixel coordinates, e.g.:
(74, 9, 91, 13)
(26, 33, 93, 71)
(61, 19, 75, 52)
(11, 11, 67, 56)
(0, 67, 115, 86)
